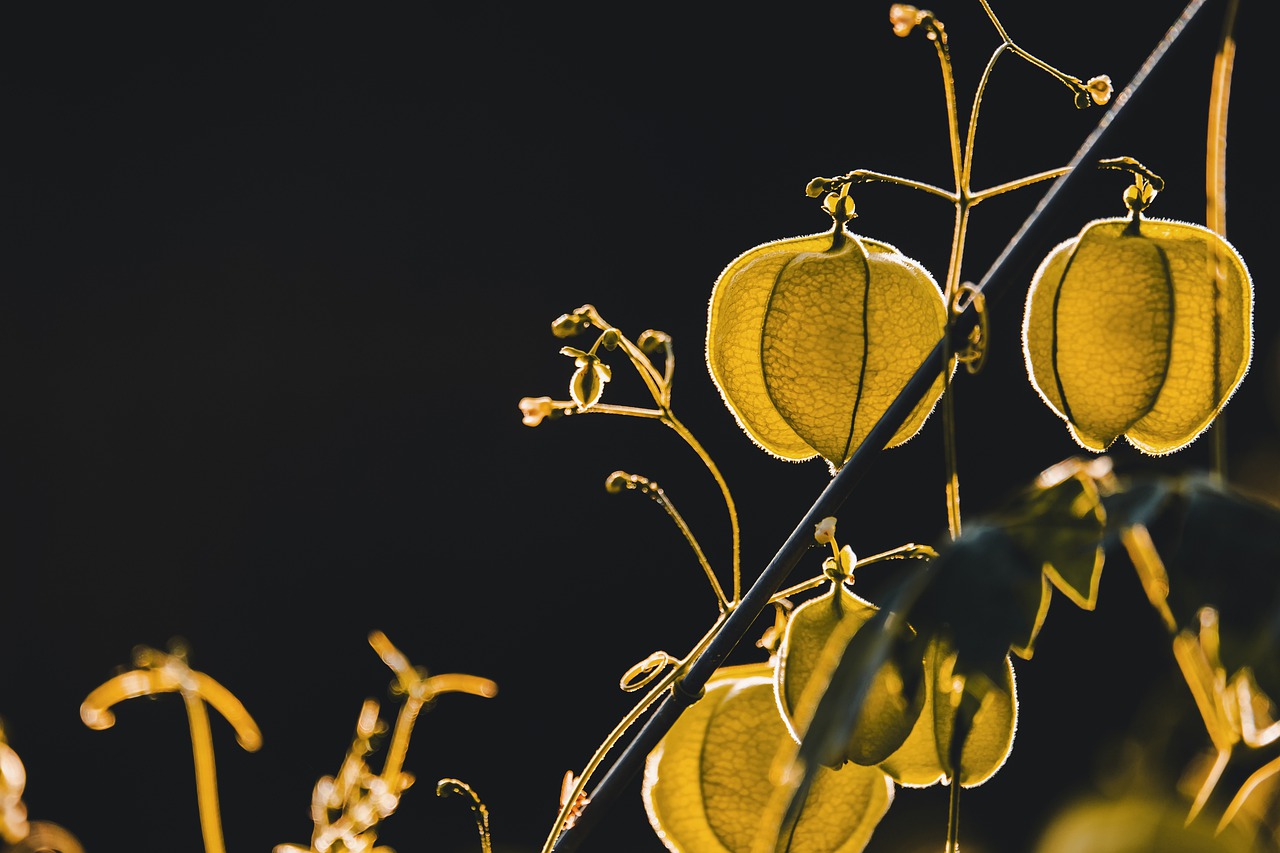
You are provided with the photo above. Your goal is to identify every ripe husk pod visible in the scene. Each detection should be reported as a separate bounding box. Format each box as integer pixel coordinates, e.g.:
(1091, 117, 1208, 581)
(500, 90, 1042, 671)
(1022, 215, 1253, 455)
(707, 227, 949, 469)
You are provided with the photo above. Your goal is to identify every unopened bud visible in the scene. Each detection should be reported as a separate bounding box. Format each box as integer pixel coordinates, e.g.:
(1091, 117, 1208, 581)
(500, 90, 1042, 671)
(1085, 75, 1112, 106)
(605, 471, 634, 493)
(519, 396, 555, 427)
(637, 329, 671, 353)
(552, 313, 587, 338)
(890, 4, 919, 37)
(804, 177, 830, 198)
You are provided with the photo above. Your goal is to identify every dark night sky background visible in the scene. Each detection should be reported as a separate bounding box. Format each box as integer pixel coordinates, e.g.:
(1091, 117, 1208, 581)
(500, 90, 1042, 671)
(2, 2, 1277, 852)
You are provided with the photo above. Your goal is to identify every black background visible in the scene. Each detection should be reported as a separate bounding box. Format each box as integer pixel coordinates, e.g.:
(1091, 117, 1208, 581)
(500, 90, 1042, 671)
(3, 2, 1277, 852)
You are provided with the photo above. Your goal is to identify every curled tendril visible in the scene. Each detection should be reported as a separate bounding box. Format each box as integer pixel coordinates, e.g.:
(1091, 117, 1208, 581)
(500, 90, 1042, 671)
(951, 283, 988, 375)
(437, 778, 493, 853)
(620, 651, 675, 692)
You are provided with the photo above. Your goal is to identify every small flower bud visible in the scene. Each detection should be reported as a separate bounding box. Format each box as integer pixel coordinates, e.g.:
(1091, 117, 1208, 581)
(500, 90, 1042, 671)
(569, 356, 611, 409)
(1086, 75, 1112, 106)
(519, 396, 555, 426)
(814, 516, 837, 545)
(601, 328, 621, 350)
(804, 177, 830, 198)
(637, 329, 671, 353)
(823, 193, 857, 221)
(605, 471, 634, 493)
(890, 4, 919, 37)
(552, 313, 587, 338)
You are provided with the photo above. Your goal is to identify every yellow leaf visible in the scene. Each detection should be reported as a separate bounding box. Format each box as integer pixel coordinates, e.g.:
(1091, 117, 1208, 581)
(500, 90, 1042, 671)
(1022, 216, 1252, 456)
(642, 663, 893, 853)
(707, 227, 949, 469)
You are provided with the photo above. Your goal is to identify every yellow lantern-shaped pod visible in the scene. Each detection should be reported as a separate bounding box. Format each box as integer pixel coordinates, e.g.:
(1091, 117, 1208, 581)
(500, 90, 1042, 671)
(707, 227, 949, 470)
(1022, 215, 1253, 455)
(642, 663, 894, 853)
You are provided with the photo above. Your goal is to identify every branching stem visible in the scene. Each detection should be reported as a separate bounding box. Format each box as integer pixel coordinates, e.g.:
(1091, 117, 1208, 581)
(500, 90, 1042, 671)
(577, 305, 742, 605)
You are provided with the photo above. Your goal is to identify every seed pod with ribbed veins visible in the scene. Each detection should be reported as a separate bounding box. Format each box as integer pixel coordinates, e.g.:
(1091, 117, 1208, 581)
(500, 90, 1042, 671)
(642, 662, 894, 853)
(1022, 216, 1253, 455)
(707, 227, 950, 470)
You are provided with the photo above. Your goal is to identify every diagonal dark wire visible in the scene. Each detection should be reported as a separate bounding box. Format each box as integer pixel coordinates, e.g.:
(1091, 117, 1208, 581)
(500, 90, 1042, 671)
(549, 1, 1213, 849)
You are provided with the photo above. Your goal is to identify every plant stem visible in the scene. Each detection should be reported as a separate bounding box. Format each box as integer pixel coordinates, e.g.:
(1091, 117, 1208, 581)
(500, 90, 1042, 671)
(540, 612, 729, 853)
(922, 9, 968, 541)
(581, 304, 742, 603)
(1206, 0, 1239, 487)
(664, 413, 742, 604)
(945, 779, 961, 852)
(183, 695, 225, 853)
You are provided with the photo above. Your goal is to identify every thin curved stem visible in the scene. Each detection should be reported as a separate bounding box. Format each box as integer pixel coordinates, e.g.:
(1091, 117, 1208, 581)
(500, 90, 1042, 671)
(969, 166, 1073, 205)
(183, 696, 225, 853)
(1206, 0, 1239, 486)
(580, 306, 742, 603)
(664, 414, 742, 604)
(924, 17, 963, 192)
(768, 544, 937, 606)
(960, 44, 1009, 205)
(979, 0, 1091, 97)
(840, 169, 956, 202)
(770, 575, 829, 605)
(921, 13, 972, 542)
(945, 779, 961, 852)
(539, 611, 731, 853)
(437, 780, 493, 853)
(557, 401, 667, 419)
(619, 473, 727, 610)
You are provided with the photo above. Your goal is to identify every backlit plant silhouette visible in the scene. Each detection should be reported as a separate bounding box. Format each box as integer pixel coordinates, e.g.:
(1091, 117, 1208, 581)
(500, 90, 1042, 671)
(2, 3, 1275, 853)
(517, 2, 1278, 852)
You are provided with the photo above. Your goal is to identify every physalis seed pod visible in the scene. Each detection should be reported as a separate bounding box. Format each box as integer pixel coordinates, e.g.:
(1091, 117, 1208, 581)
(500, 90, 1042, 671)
(1022, 216, 1253, 455)
(877, 634, 1017, 789)
(774, 586, 923, 768)
(642, 663, 893, 853)
(707, 227, 949, 470)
